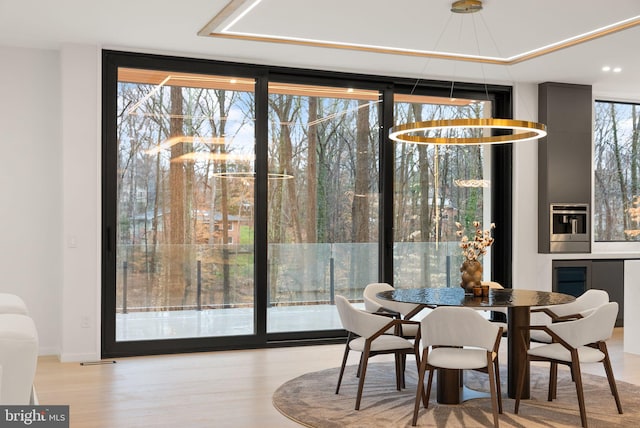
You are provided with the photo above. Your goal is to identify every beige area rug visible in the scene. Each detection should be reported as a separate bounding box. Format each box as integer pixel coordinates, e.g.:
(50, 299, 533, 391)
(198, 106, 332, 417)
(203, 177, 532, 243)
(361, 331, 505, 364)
(273, 362, 636, 427)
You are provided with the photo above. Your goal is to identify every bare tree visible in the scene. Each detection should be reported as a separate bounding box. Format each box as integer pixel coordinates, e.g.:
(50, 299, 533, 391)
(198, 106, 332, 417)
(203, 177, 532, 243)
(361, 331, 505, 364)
(352, 100, 370, 242)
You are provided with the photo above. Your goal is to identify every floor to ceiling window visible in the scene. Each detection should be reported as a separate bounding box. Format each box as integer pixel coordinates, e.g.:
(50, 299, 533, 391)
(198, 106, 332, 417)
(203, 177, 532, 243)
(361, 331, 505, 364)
(102, 51, 512, 357)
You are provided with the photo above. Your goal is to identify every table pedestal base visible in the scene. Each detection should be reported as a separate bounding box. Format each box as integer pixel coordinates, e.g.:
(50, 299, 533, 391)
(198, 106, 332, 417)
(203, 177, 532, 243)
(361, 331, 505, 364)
(437, 368, 462, 404)
(436, 368, 491, 404)
(508, 306, 530, 399)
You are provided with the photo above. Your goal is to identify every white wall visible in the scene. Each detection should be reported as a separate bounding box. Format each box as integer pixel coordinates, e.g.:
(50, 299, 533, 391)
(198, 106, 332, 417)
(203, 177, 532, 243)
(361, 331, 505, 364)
(512, 82, 554, 291)
(0, 46, 63, 355)
(59, 44, 101, 362)
(0, 44, 101, 361)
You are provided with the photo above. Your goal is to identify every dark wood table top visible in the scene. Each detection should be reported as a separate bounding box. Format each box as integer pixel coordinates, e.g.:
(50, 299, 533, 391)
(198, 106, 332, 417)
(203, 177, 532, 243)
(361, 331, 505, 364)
(377, 287, 575, 309)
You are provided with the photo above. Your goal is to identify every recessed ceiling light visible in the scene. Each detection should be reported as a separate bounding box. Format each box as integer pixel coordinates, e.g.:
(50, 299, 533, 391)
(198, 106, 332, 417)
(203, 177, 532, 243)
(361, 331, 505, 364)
(602, 66, 622, 73)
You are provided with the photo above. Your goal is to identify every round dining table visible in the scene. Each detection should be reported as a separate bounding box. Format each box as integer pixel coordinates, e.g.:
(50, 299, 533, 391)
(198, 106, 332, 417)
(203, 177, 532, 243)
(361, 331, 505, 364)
(377, 287, 575, 403)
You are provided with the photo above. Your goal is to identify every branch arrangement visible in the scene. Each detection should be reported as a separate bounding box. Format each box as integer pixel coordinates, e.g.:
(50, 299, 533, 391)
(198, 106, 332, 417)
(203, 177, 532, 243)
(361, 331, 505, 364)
(455, 221, 495, 261)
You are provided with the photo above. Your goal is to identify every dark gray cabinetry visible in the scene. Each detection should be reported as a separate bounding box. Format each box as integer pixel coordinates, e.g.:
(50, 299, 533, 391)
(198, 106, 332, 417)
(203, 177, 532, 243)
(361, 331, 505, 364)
(592, 260, 624, 327)
(538, 82, 592, 253)
(552, 259, 623, 326)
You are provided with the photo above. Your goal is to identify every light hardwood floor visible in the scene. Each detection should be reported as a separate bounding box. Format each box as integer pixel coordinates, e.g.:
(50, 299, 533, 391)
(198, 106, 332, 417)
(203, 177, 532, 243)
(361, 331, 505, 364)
(33, 328, 640, 427)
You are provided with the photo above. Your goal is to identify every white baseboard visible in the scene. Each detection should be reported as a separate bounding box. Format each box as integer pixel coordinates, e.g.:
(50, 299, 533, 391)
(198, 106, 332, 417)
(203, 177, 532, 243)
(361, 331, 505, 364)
(59, 352, 101, 363)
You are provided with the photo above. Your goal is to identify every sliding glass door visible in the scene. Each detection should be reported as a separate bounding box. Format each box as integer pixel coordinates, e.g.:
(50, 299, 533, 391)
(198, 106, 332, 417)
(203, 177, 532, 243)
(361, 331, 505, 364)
(103, 59, 385, 354)
(102, 51, 512, 357)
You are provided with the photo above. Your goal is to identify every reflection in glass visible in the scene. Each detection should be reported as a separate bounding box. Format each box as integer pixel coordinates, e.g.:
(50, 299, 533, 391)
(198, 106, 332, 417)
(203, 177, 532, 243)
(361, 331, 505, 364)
(267, 83, 381, 332)
(393, 96, 491, 289)
(115, 68, 256, 341)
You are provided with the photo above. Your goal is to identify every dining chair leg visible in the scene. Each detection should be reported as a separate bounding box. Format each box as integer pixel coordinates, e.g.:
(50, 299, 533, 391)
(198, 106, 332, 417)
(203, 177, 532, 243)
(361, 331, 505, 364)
(335, 342, 351, 394)
(412, 354, 429, 426)
(493, 356, 503, 414)
(355, 346, 371, 410)
(486, 354, 500, 428)
(401, 353, 407, 389)
(395, 353, 402, 390)
(599, 342, 623, 414)
(570, 354, 588, 428)
(425, 366, 435, 408)
(548, 362, 558, 401)
(356, 353, 364, 378)
(514, 353, 528, 414)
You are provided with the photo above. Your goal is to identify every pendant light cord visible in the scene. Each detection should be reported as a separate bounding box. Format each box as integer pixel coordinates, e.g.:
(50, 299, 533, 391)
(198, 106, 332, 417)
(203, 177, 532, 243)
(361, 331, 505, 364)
(411, 13, 455, 96)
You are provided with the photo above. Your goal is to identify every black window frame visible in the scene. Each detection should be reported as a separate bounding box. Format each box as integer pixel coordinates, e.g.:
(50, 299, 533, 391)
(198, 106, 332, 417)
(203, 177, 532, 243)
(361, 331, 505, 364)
(101, 50, 513, 358)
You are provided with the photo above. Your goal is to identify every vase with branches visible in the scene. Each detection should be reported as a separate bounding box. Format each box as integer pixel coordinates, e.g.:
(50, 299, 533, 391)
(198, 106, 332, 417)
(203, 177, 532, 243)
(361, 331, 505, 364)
(456, 221, 495, 292)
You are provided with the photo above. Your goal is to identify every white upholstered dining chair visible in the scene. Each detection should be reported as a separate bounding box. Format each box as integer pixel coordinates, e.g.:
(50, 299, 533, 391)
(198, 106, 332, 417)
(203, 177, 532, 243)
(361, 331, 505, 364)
(515, 301, 622, 427)
(529, 289, 609, 343)
(334, 295, 420, 410)
(412, 306, 503, 427)
(362, 283, 426, 389)
(362, 282, 423, 337)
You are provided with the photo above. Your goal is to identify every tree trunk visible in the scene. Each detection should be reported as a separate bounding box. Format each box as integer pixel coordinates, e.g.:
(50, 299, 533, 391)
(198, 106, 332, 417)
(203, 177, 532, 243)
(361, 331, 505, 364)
(306, 97, 319, 298)
(168, 86, 186, 308)
(352, 100, 370, 243)
(307, 97, 318, 243)
(351, 100, 370, 293)
(216, 91, 232, 306)
(610, 103, 629, 236)
(631, 105, 639, 205)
